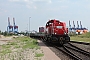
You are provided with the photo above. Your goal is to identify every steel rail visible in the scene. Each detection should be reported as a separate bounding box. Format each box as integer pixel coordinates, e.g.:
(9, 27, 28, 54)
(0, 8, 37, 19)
(54, 45, 82, 60)
(68, 43, 90, 56)
(70, 41, 90, 45)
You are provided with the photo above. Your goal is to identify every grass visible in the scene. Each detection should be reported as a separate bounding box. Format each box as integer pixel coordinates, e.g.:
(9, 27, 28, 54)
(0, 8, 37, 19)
(0, 49, 12, 55)
(35, 53, 44, 57)
(22, 42, 39, 49)
(14, 45, 20, 48)
(70, 36, 90, 42)
(5, 36, 39, 50)
(2, 44, 11, 48)
(0, 36, 43, 60)
(14, 36, 40, 49)
(14, 36, 31, 42)
(70, 32, 90, 43)
(8, 42, 17, 45)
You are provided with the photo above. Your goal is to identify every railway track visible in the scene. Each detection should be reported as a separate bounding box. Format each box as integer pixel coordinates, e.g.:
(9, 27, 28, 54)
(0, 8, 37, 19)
(64, 43, 90, 60)
(40, 39, 90, 60)
(70, 41, 90, 45)
(67, 43, 90, 56)
(54, 45, 82, 60)
(53, 43, 90, 60)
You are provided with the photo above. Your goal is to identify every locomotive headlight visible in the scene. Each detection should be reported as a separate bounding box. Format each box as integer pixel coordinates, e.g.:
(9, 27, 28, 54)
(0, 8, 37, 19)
(55, 33, 57, 34)
(64, 32, 66, 35)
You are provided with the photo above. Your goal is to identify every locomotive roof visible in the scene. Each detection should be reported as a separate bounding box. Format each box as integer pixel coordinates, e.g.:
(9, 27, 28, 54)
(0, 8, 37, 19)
(48, 19, 60, 23)
(45, 19, 66, 27)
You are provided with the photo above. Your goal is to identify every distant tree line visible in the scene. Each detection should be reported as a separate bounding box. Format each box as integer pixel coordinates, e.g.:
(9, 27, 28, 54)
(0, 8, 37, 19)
(0, 30, 29, 36)
(0, 30, 14, 36)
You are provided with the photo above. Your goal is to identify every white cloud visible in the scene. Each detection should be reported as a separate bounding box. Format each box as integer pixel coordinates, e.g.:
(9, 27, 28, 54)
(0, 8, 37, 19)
(0, 8, 8, 16)
(26, 0, 52, 9)
(57, 0, 70, 3)
(8, 0, 52, 9)
(33, 0, 52, 3)
(48, 0, 52, 3)
(24, 0, 36, 9)
(61, 6, 68, 9)
(0, 8, 8, 13)
(33, 6, 37, 9)
(8, 0, 36, 9)
(9, 0, 20, 2)
(24, 0, 32, 3)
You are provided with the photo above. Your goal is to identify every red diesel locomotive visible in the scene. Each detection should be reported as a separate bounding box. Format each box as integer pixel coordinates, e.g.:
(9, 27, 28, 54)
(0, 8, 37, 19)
(43, 19, 70, 44)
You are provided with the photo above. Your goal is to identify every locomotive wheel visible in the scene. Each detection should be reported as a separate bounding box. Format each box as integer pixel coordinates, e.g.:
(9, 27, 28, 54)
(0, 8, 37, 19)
(59, 40, 63, 45)
(59, 37, 64, 45)
(59, 40, 64, 45)
(43, 37, 47, 42)
(43, 39, 46, 42)
(48, 37, 51, 42)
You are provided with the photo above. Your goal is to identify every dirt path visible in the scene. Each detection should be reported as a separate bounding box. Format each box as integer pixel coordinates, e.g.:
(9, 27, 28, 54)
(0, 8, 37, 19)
(38, 40, 61, 60)
(0, 36, 13, 45)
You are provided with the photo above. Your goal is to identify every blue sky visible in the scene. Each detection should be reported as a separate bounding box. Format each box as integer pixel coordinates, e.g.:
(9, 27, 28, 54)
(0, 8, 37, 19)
(0, 0, 90, 32)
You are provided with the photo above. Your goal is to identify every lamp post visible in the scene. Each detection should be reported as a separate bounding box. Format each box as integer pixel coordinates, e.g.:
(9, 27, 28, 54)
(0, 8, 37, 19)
(29, 17, 31, 36)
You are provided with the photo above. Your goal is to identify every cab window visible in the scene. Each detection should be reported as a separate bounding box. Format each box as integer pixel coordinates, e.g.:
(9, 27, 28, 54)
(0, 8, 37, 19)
(56, 26, 62, 29)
